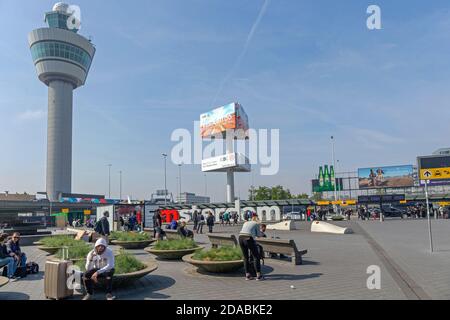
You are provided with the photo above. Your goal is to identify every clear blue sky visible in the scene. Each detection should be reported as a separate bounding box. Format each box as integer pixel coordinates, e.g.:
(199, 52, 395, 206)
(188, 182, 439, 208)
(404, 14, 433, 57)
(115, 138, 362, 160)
(1, 0, 450, 201)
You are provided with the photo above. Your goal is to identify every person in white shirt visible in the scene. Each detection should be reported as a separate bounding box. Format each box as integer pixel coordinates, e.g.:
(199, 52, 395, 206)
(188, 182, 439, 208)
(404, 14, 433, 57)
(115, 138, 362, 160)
(82, 238, 115, 300)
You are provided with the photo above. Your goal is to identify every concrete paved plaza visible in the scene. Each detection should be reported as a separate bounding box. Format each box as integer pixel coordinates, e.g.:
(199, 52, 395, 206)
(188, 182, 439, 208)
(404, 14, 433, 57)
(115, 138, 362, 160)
(1, 220, 449, 300)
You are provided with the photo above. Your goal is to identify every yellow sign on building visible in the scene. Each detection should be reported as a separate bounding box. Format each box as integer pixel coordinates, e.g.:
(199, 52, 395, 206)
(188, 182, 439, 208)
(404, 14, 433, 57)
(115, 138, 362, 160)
(84, 210, 91, 215)
(420, 168, 450, 180)
(62, 208, 69, 214)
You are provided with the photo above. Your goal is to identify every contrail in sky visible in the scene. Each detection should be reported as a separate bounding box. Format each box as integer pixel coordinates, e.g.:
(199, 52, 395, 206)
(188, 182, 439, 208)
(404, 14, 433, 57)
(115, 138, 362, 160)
(211, 0, 271, 107)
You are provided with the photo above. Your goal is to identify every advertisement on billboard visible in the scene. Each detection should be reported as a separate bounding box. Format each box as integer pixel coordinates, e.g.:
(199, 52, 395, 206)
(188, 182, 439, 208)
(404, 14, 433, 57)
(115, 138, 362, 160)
(311, 165, 342, 192)
(358, 165, 414, 189)
(202, 152, 250, 172)
(418, 155, 450, 186)
(200, 102, 249, 138)
(312, 178, 344, 192)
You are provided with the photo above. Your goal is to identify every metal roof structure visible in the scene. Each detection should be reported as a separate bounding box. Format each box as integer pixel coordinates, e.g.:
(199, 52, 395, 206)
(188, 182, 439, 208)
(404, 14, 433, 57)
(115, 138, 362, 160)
(160, 199, 314, 210)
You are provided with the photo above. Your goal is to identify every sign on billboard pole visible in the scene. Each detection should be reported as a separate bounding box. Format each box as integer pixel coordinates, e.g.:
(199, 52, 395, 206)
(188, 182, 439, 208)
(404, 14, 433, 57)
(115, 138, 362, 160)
(424, 179, 434, 253)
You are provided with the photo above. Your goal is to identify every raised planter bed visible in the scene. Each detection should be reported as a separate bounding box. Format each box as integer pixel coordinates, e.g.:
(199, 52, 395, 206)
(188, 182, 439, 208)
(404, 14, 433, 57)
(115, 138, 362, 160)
(182, 254, 244, 273)
(145, 246, 203, 260)
(37, 246, 62, 255)
(111, 261, 158, 287)
(111, 239, 155, 250)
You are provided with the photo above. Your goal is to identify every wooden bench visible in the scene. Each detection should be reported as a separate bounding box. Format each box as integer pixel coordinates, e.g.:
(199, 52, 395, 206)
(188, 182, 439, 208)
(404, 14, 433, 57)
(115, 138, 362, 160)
(144, 228, 192, 240)
(208, 234, 238, 248)
(255, 238, 308, 265)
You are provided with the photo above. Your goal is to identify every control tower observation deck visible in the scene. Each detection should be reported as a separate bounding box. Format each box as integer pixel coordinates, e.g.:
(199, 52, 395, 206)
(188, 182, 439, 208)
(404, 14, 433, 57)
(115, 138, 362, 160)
(28, 3, 95, 201)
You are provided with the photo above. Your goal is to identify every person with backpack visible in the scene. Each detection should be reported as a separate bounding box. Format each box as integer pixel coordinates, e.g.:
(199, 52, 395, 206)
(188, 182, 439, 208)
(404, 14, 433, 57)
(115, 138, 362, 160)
(154, 210, 164, 240)
(128, 212, 137, 231)
(206, 212, 215, 233)
(192, 210, 198, 231)
(95, 211, 111, 241)
(239, 214, 264, 281)
(197, 213, 205, 234)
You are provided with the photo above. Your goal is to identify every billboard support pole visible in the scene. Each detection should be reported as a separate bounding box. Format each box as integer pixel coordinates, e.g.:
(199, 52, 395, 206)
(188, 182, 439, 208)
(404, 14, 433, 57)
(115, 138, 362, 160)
(226, 132, 235, 203)
(425, 179, 434, 253)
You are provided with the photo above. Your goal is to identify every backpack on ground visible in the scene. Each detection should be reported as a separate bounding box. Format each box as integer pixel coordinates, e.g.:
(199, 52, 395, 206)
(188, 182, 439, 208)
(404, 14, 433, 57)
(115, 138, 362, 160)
(26, 262, 39, 274)
(94, 219, 103, 233)
(14, 265, 27, 278)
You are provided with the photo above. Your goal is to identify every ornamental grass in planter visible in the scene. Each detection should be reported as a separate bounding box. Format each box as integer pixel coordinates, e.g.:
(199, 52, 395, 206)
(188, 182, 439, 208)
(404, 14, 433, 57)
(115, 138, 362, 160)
(38, 235, 81, 255)
(145, 239, 201, 260)
(110, 231, 154, 249)
(192, 246, 243, 262)
(110, 231, 151, 242)
(153, 238, 197, 250)
(54, 242, 92, 262)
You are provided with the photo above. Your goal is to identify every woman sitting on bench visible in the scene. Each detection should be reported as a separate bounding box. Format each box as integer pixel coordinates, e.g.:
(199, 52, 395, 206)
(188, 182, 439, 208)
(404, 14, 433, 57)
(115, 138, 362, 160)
(177, 221, 194, 239)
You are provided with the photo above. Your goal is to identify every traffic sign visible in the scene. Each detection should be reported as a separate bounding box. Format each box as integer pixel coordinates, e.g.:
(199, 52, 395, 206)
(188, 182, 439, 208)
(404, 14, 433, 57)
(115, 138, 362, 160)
(419, 167, 450, 180)
(62, 208, 69, 214)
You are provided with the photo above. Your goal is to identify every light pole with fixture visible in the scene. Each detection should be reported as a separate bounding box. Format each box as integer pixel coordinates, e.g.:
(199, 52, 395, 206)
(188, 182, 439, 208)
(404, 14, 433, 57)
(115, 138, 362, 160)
(108, 164, 112, 199)
(162, 154, 167, 205)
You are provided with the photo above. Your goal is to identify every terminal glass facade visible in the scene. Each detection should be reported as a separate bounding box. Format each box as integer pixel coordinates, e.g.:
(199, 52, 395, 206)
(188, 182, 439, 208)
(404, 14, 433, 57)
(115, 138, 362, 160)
(30, 41, 92, 71)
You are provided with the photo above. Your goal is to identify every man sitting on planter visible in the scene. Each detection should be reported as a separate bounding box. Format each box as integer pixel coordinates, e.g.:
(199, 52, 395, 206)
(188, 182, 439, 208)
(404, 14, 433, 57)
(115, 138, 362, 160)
(82, 238, 115, 300)
(177, 221, 194, 239)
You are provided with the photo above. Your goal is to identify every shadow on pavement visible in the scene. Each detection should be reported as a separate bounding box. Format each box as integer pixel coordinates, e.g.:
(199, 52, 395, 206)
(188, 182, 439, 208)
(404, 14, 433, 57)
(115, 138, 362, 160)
(0, 292, 31, 300)
(116, 275, 175, 300)
(22, 271, 44, 281)
(192, 265, 274, 278)
(264, 273, 323, 281)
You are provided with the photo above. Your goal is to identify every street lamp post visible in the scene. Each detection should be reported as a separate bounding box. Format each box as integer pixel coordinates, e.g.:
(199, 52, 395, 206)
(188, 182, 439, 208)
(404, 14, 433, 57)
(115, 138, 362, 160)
(178, 164, 182, 203)
(119, 170, 122, 201)
(204, 174, 207, 196)
(108, 164, 112, 199)
(331, 136, 339, 215)
(162, 154, 167, 206)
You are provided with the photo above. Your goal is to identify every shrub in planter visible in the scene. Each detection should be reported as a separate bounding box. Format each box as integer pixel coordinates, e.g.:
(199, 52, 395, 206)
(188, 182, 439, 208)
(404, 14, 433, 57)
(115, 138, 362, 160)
(40, 235, 79, 247)
(146, 239, 201, 260)
(54, 242, 92, 262)
(153, 239, 197, 250)
(110, 231, 150, 242)
(192, 246, 243, 262)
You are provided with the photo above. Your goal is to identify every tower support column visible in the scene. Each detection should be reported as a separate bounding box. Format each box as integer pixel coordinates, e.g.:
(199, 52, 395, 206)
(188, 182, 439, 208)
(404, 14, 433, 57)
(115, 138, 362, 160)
(47, 80, 74, 201)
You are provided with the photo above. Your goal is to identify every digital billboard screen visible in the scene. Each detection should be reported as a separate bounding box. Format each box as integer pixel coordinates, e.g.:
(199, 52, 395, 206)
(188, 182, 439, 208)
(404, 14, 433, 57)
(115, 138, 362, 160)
(200, 102, 248, 138)
(358, 165, 414, 189)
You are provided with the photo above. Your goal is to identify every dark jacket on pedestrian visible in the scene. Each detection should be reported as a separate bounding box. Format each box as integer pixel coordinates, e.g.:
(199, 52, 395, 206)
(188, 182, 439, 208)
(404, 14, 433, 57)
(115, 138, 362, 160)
(98, 216, 110, 236)
(6, 239, 21, 256)
(0, 243, 10, 259)
(206, 215, 215, 226)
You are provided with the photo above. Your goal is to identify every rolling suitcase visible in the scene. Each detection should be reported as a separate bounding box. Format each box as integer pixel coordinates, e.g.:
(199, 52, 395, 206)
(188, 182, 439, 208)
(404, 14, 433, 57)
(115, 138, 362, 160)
(44, 248, 74, 300)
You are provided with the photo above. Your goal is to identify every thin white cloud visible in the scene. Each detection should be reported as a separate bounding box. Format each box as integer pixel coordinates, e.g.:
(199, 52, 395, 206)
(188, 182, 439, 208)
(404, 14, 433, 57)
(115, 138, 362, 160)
(16, 110, 46, 121)
(211, 0, 271, 107)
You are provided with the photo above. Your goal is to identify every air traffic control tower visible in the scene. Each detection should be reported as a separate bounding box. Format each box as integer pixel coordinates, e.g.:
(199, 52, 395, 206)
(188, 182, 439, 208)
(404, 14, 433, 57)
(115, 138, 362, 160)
(28, 3, 95, 201)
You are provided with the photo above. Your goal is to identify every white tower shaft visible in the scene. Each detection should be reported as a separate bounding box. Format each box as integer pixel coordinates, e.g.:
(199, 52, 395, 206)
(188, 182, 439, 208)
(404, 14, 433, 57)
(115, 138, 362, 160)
(47, 80, 73, 201)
